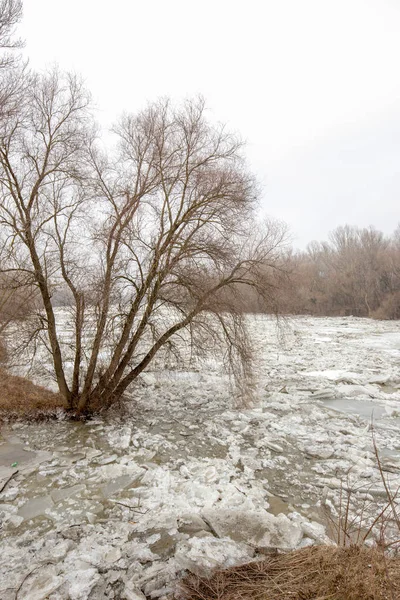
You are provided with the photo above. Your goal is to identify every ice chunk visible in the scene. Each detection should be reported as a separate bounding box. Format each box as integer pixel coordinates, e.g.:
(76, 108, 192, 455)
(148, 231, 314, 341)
(0, 483, 19, 501)
(0, 466, 18, 482)
(311, 389, 336, 400)
(119, 427, 132, 449)
(101, 474, 140, 498)
(39, 539, 74, 561)
(126, 562, 177, 598)
(51, 484, 86, 503)
(175, 536, 254, 575)
(148, 530, 177, 559)
(177, 513, 209, 534)
(83, 448, 103, 460)
(301, 520, 332, 544)
(264, 441, 284, 453)
(97, 454, 119, 465)
(7, 514, 24, 528)
(63, 568, 101, 600)
(0, 442, 46, 469)
(18, 495, 54, 520)
(202, 508, 303, 550)
(124, 588, 147, 600)
(304, 445, 334, 459)
(17, 564, 62, 600)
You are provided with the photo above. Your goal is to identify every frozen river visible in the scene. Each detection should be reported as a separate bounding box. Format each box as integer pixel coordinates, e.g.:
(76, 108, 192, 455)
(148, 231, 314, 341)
(1, 316, 400, 599)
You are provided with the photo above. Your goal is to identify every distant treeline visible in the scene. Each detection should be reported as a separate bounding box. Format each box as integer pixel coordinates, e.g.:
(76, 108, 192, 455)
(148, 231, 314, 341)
(279, 225, 400, 319)
(2, 224, 399, 325)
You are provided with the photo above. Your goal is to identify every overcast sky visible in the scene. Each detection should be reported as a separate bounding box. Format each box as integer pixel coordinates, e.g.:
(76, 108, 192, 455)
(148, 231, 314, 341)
(19, 0, 400, 249)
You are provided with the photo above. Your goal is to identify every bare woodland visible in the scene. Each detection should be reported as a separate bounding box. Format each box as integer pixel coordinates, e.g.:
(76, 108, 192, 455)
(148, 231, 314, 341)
(281, 225, 400, 319)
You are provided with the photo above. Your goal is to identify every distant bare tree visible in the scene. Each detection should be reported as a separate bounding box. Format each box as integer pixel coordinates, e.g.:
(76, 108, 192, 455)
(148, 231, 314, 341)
(0, 0, 27, 361)
(0, 0, 25, 118)
(0, 70, 287, 413)
(0, 0, 25, 160)
(0, 0, 24, 160)
(0, 0, 23, 68)
(393, 223, 400, 247)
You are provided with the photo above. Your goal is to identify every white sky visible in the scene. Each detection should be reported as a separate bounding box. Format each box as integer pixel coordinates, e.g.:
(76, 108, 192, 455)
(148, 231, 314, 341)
(19, 0, 400, 248)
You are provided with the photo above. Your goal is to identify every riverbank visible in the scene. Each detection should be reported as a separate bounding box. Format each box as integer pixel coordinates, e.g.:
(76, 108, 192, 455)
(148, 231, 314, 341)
(0, 368, 65, 421)
(179, 544, 400, 600)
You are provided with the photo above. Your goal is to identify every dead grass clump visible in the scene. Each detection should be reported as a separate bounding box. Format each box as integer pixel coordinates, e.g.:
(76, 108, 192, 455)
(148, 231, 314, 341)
(0, 368, 66, 419)
(179, 544, 400, 600)
(0, 338, 7, 364)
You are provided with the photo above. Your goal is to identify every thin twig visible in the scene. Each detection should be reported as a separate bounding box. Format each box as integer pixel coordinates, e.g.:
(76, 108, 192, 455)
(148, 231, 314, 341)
(112, 500, 148, 514)
(0, 469, 18, 494)
(15, 561, 56, 600)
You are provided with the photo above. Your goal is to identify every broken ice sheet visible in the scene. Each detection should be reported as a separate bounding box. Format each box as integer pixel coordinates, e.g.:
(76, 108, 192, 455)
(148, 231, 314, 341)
(18, 495, 54, 521)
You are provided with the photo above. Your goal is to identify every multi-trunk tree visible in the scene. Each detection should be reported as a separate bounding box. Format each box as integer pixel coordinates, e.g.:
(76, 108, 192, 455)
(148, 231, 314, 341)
(0, 66, 286, 412)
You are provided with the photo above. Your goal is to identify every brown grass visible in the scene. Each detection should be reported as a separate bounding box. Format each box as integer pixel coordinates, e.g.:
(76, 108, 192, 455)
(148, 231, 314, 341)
(0, 337, 8, 364)
(178, 545, 400, 600)
(0, 368, 66, 420)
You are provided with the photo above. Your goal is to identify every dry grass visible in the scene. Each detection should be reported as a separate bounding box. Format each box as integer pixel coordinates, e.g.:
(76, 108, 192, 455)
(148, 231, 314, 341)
(0, 368, 66, 420)
(179, 544, 400, 600)
(0, 337, 8, 364)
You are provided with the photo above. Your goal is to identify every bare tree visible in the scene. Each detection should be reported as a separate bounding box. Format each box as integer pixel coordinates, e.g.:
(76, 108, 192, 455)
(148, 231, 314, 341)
(0, 71, 287, 413)
(0, 0, 24, 111)
(0, 0, 23, 68)
(0, 0, 27, 361)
